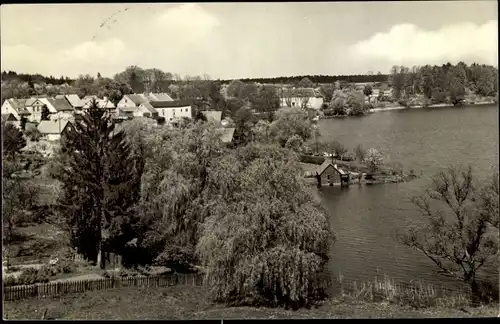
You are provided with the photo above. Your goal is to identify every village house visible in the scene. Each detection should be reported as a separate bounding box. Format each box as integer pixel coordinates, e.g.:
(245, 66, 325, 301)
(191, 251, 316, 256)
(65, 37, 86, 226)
(315, 159, 350, 187)
(82, 96, 116, 111)
(1, 98, 31, 122)
(150, 100, 192, 122)
(56, 94, 85, 112)
(37, 119, 73, 141)
(136, 102, 159, 118)
(26, 98, 74, 123)
(279, 88, 324, 109)
(116, 93, 173, 110)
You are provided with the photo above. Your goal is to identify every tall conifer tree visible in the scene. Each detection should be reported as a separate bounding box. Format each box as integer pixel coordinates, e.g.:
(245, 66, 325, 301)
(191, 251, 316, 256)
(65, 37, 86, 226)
(55, 100, 143, 268)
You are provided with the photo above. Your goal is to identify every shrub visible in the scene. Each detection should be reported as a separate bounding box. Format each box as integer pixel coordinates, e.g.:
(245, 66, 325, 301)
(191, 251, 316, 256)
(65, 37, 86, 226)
(102, 270, 112, 279)
(354, 144, 366, 162)
(3, 275, 18, 287)
(25, 128, 42, 142)
(36, 265, 54, 282)
(398, 99, 409, 107)
(29, 206, 53, 224)
(285, 134, 304, 153)
(5, 265, 21, 273)
(119, 268, 138, 278)
(341, 152, 355, 162)
(299, 155, 325, 165)
(386, 162, 404, 176)
(17, 268, 40, 285)
(364, 148, 384, 172)
(137, 265, 152, 276)
(57, 259, 76, 274)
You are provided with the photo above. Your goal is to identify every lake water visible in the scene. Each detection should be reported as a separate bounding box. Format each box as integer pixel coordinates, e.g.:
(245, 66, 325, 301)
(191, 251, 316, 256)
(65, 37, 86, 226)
(317, 104, 499, 290)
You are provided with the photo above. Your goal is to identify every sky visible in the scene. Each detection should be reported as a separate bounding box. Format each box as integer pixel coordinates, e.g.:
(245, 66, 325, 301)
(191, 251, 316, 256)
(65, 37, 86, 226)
(1, 2, 498, 80)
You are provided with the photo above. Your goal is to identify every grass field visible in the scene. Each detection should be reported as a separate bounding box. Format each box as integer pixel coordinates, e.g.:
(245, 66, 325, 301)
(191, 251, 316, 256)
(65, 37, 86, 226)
(3, 286, 498, 320)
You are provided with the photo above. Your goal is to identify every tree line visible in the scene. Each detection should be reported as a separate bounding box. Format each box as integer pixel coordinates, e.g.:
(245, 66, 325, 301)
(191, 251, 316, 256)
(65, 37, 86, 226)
(222, 73, 389, 85)
(1, 71, 74, 85)
(388, 62, 498, 104)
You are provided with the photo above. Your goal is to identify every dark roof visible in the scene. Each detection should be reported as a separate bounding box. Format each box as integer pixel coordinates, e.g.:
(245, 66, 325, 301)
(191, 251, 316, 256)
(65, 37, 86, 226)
(2, 113, 19, 122)
(316, 160, 346, 176)
(6, 99, 30, 115)
(126, 94, 149, 106)
(47, 98, 74, 111)
(282, 88, 317, 98)
(150, 100, 191, 108)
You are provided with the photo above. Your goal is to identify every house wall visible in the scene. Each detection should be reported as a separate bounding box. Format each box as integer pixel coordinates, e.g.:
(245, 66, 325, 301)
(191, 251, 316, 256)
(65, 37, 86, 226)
(319, 165, 342, 185)
(133, 105, 150, 118)
(156, 106, 192, 121)
(117, 96, 139, 109)
(1, 101, 21, 120)
(49, 111, 74, 121)
(27, 102, 45, 122)
(280, 97, 324, 109)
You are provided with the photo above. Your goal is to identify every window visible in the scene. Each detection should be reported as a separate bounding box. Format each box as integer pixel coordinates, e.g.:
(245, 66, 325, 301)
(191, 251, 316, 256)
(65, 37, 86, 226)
(327, 175, 330, 180)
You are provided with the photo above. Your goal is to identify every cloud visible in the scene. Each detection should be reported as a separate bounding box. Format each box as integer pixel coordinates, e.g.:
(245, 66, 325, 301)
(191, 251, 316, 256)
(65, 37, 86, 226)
(349, 20, 498, 68)
(152, 4, 221, 46)
(1, 38, 134, 77)
(60, 38, 129, 64)
(1, 4, 222, 78)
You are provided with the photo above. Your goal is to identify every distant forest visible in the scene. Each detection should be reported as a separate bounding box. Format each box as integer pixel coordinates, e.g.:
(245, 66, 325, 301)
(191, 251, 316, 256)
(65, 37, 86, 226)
(1, 71, 74, 85)
(1, 70, 389, 87)
(221, 74, 389, 84)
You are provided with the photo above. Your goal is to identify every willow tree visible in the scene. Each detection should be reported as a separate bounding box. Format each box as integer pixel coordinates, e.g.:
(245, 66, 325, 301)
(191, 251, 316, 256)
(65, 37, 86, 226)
(54, 101, 143, 268)
(197, 143, 334, 308)
(135, 121, 225, 271)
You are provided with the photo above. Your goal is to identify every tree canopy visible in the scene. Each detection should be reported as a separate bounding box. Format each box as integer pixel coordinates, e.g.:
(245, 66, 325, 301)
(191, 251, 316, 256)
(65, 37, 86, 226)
(197, 143, 333, 307)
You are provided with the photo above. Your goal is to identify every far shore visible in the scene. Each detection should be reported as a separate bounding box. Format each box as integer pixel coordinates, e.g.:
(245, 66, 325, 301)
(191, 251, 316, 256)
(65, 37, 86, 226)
(368, 101, 496, 113)
(318, 101, 497, 119)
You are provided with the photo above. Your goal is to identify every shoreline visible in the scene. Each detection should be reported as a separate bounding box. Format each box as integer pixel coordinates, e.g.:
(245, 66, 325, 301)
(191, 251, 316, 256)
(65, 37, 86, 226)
(368, 101, 497, 113)
(319, 101, 496, 119)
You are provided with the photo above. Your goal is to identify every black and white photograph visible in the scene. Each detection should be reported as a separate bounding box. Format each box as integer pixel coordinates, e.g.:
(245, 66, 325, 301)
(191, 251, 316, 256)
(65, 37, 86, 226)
(1, 1, 499, 320)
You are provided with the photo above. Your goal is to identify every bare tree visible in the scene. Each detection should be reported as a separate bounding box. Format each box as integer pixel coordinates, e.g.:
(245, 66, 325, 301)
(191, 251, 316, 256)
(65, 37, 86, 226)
(398, 165, 498, 305)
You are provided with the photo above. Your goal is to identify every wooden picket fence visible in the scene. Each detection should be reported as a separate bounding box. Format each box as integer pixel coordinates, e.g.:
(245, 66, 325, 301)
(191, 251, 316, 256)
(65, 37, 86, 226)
(4, 273, 204, 301)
